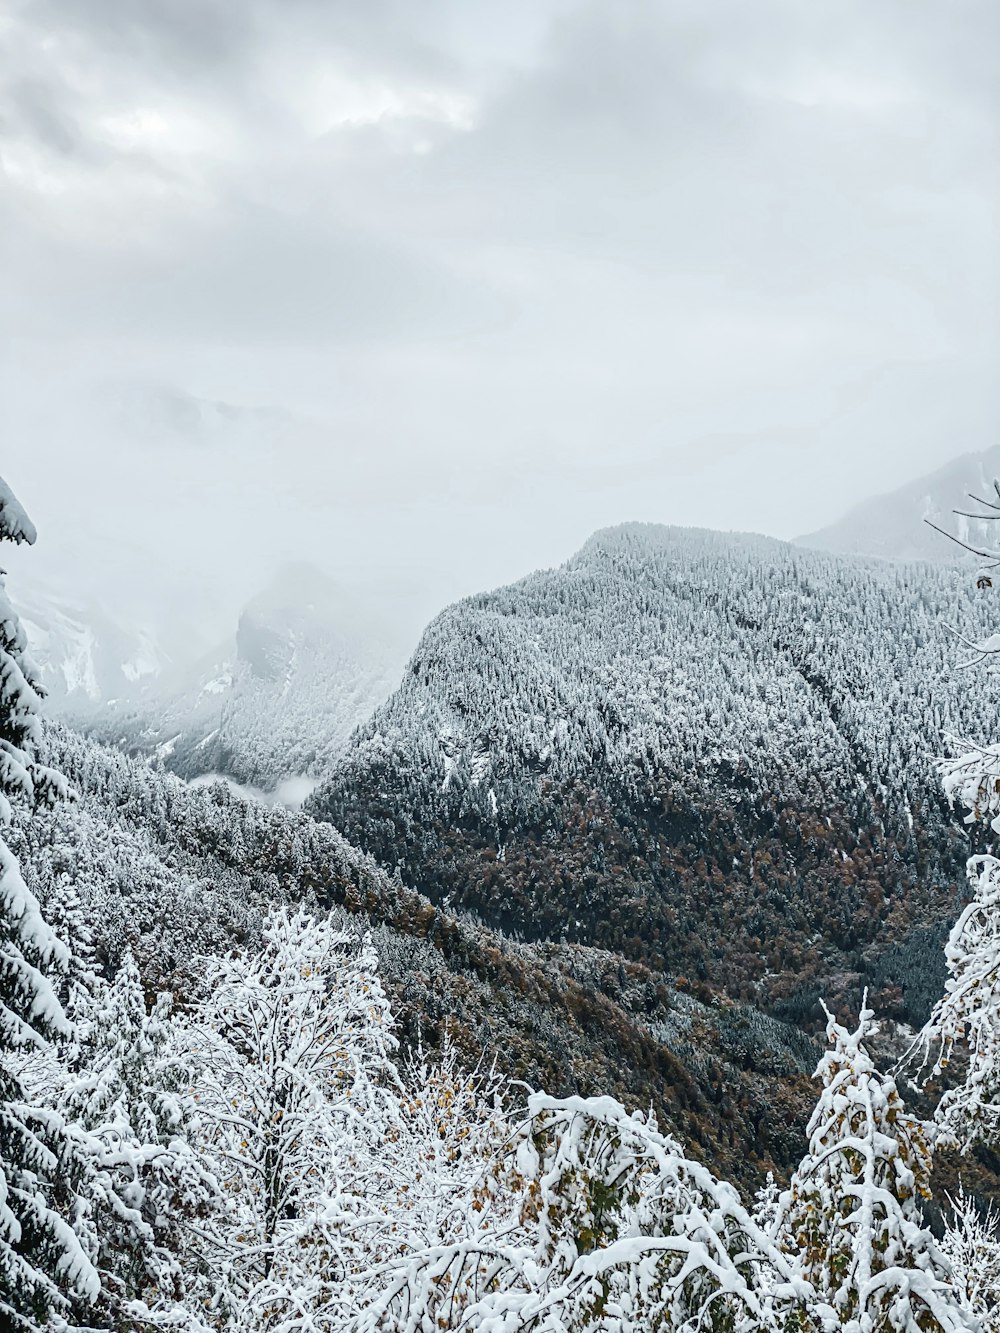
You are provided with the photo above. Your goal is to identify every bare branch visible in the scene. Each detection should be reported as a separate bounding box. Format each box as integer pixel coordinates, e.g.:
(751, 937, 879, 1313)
(963, 490, 1000, 513)
(924, 517, 1000, 562)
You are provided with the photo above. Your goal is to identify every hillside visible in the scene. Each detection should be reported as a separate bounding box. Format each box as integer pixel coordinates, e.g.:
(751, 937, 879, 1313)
(11, 530, 1000, 1206)
(10, 723, 828, 1191)
(75, 563, 403, 794)
(309, 523, 999, 1031)
(13, 576, 174, 713)
(797, 444, 1000, 562)
(15, 728, 994, 1333)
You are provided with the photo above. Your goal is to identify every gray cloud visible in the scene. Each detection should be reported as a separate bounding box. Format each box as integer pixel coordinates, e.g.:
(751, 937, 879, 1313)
(2, 0, 997, 655)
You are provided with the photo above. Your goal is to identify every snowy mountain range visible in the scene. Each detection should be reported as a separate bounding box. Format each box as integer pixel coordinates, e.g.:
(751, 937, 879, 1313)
(11, 446, 1000, 1227)
(796, 443, 1000, 562)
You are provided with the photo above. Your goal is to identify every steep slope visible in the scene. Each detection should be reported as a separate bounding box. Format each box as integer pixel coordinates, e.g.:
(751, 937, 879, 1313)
(310, 523, 999, 1029)
(796, 444, 1000, 562)
(12, 577, 173, 714)
(10, 723, 828, 1192)
(82, 563, 403, 794)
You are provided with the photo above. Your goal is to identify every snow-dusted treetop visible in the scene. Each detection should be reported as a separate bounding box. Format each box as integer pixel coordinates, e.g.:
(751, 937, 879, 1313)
(781, 1001, 970, 1333)
(0, 477, 37, 548)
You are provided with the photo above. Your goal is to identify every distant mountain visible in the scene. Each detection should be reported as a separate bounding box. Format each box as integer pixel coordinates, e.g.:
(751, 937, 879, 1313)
(796, 444, 1000, 562)
(92, 379, 300, 450)
(310, 523, 999, 1031)
(12, 578, 173, 714)
(85, 562, 403, 795)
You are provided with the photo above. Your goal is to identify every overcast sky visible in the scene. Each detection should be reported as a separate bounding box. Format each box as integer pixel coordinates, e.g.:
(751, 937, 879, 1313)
(3, 0, 998, 651)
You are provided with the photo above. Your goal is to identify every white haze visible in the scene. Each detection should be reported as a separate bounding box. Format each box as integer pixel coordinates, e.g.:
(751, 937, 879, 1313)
(3, 0, 998, 661)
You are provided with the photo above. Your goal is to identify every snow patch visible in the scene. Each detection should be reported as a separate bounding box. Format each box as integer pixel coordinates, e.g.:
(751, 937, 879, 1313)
(199, 671, 234, 698)
(155, 734, 182, 760)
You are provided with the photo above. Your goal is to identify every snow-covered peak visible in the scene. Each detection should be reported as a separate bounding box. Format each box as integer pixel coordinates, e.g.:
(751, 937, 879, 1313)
(796, 444, 1000, 563)
(312, 522, 1000, 1030)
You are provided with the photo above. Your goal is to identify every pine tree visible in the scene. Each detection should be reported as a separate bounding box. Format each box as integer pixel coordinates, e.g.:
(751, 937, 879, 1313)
(751, 1169, 781, 1235)
(42, 869, 101, 1036)
(777, 1000, 972, 1333)
(0, 475, 99, 1327)
(61, 948, 219, 1328)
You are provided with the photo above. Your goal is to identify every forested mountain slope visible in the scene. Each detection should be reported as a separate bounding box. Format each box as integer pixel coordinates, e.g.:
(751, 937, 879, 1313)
(310, 523, 999, 1030)
(13, 575, 173, 712)
(83, 563, 401, 794)
(10, 723, 830, 1190)
(797, 444, 1000, 562)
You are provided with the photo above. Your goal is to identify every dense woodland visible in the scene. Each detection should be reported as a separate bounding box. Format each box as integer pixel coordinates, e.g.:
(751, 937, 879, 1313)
(312, 524, 997, 1028)
(11, 722, 824, 1190)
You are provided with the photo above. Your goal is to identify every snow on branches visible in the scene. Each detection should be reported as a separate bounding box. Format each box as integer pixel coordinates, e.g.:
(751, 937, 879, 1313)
(0, 479, 37, 549)
(778, 1002, 971, 1333)
(0, 474, 99, 1328)
(941, 1185, 1000, 1333)
(57, 948, 221, 1327)
(922, 854, 1000, 1149)
(918, 475, 1000, 1157)
(184, 904, 398, 1329)
(4, 893, 989, 1333)
(353, 1092, 808, 1333)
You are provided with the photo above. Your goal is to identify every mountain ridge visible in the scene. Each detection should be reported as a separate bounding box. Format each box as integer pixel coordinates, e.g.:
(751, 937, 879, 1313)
(796, 443, 1000, 562)
(308, 521, 993, 1030)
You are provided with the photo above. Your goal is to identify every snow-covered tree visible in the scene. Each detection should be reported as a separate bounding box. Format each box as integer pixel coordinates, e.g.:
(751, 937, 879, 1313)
(186, 904, 397, 1330)
(922, 854, 1000, 1149)
(338, 1035, 513, 1320)
(41, 870, 101, 1044)
(60, 948, 219, 1328)
(0, 476, 99, 1327)
(751, 1170, 781, 1235)
(918, 483, 1000, 1151)
(940, 1184, 1000, 1333)
(359, 1037, 509, 1259)
(777, 1000, 972, 1333)
(355, 1091, 806, 1333)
